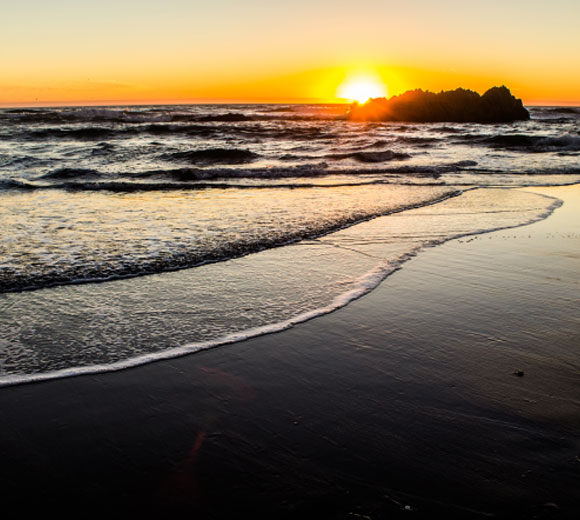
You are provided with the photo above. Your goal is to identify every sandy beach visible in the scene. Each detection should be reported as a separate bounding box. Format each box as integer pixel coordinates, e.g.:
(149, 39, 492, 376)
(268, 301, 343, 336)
(0, 184, 578, 518)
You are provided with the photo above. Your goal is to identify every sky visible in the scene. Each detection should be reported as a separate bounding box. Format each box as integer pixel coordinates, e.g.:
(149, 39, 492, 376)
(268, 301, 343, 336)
(1, 0, 579, 106)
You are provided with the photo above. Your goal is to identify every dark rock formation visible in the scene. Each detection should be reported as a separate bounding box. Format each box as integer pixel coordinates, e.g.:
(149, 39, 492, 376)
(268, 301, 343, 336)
(347, 86, 530, 123)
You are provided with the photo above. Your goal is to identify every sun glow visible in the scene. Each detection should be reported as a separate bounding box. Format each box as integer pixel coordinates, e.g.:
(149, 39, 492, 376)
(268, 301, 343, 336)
(337, 74, 388, 104)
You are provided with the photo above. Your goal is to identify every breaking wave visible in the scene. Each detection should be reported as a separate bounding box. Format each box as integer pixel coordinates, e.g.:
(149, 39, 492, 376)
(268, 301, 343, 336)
(0, 186, 459, 293)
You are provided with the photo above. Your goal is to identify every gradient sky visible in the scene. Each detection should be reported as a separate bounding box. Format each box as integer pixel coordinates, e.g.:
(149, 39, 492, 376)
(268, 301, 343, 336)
(2, 0, 579, 106)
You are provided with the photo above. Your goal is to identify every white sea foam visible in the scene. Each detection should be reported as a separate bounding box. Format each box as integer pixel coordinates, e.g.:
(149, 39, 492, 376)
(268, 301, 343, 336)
(0, 184, 455, 293)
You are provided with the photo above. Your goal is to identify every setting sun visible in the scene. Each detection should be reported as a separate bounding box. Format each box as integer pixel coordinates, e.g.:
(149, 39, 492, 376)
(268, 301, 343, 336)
(337, 75, 388, 104)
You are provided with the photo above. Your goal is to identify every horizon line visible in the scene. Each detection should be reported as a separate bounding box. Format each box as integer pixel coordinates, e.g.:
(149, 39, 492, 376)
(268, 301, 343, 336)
(0, 97, 348, 109)
(1, 95, 579, 109)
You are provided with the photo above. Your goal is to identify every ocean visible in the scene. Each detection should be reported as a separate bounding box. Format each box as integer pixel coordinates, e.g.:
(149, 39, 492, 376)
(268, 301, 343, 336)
(0, 103, 579, 385)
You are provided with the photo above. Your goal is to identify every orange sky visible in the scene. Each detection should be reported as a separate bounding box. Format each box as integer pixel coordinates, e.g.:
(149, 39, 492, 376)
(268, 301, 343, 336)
(2, 1, 580, 107)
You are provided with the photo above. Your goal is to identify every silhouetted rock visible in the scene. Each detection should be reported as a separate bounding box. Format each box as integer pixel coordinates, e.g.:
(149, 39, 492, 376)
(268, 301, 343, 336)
(347, 86, 530, 123)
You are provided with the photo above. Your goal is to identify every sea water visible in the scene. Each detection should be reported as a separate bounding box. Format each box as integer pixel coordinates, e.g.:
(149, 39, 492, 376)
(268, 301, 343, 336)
(0, 104, 577, 384)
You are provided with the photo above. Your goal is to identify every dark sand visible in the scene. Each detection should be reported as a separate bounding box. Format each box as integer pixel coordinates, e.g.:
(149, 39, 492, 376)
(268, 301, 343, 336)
(0, 185, 578, 518)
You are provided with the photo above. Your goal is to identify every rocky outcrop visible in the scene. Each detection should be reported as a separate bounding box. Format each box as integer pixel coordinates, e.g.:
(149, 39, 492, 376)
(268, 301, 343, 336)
(347, 86, 530, 123)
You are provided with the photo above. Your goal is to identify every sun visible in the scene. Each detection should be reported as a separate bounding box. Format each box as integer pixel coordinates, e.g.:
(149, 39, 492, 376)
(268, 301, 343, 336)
(337, 74, 388, 104)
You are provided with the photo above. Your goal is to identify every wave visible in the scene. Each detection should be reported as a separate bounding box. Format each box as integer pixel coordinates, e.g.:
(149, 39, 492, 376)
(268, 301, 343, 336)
(365, 160, 477, 175)
(6, 179, 429, 194)
(0, 107, 173, 124)
(543, 107, 580, 115)
(431, 125, 466, 134)
(191, 113, 253, 122)
(397, 136, 442, 146)
(334, 136, 440, 152)
(24, 163, 331, 187)
(23, 160, 480, 188)
(45, 179, 424, 192)
(0, 109, 67, 125)
(26, 127, 122, 140)
(359, 139, 391, 148)
(39, 168, 103, 180)
(0, 178, 38, 190)
(15, 123, 220, 141)
(263, 106, 296, 113)
(90, 142, 116, 156)
(160, 148, 260, 165)
(535, 117, 578, 125)
(443, 165, 580, 177)
(536, 135, 580, 152)
(7, 122, 341, 142)
(0, 189, 460, 294)
(326, 150, 411, 163)
(460, 133, 580, 152)
(0, 155, 54, 168)
(481, 134, 540, 148)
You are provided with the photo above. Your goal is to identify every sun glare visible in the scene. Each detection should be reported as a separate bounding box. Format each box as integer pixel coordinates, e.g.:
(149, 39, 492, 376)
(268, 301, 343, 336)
(337, 75, 388, 104)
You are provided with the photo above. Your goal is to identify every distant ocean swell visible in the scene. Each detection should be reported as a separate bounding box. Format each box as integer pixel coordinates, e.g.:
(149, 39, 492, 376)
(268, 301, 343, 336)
(4, 125, 580, 154)
(0, 107, 345, 124)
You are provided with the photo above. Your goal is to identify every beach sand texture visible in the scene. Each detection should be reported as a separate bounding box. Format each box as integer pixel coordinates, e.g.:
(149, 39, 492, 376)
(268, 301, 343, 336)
(0, 185, 578, 518)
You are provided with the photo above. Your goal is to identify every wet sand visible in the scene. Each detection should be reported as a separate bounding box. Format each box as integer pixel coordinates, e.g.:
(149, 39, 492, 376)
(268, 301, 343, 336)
(0, 185, 578, 518)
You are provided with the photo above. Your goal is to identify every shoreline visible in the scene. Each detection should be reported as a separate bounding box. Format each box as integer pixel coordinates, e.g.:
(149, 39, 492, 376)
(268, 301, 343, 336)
(0, 185, 578, 517)
(0, 185, 562, 388)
